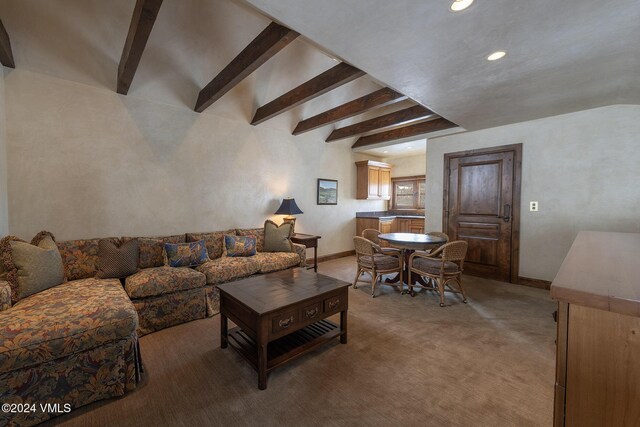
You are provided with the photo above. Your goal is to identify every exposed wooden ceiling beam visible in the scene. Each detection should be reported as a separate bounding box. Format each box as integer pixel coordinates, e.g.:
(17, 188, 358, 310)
(251, 62, 365, 125)
(292, 87, 406, 135)
(351, 118, 457, 148)
(195, 23, 299, 113)
(117, 0, 163, 95)
(326, 105, 435, 142)
(0, 19, 15, 68)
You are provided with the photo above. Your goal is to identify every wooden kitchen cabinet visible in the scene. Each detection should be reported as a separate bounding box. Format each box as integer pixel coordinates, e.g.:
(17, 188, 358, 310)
(550, 231, 640, 427)
(356, 160, 392, 200)
(355, 217, 395, 238)
(392, 218, 425, 234)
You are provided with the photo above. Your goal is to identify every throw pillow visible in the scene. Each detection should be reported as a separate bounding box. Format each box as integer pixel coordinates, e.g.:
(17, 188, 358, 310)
(223, 235, 257, 257)
(263, 220, 294, 252)
(164, 240, 209, 267)
(96, 239, 140, 279)
(0, 231, 65, 304)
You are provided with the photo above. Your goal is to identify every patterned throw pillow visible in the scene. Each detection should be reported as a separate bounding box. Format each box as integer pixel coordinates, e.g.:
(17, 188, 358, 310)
(164, 240, 209, 267)
(96, 239, 140, 279)
(263, 220, 294, 252)
(223, 235, 257, 257)
(0, 231, 65, 304)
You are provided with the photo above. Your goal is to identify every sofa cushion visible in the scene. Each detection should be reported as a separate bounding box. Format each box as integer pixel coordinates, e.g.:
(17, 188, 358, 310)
(122, 234, 185, 269)
(186, 230, 236, 260)
(124, 266, 206, 299)
(0, 278, 137, 374)
(164, 240, 209, 267)
(0, 233, 65, 304)
(253, 252, 301, 273)
(57, 237, 121, 281)
(224, 235, 257, 257)
(236, 227, 265, 252)
(96, 238, 140, 279)
(263, 220, 293, 252)
(195, 257, 260, 285)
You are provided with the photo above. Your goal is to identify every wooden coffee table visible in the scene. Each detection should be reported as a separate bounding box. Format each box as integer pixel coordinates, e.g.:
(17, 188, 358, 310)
(218, 268, 349, 390)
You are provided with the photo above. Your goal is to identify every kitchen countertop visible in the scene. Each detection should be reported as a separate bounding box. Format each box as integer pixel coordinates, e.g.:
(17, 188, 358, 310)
(356, 211, 425, 220)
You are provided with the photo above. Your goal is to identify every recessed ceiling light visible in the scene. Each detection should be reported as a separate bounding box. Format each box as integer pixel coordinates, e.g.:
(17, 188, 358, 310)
(383, 150, 388, 153)
(451, 0, 474, 12)
(487, 51, 506, 61)
(406, 146, 412, 149)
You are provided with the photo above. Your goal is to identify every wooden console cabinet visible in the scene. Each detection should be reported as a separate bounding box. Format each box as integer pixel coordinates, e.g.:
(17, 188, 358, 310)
(356, 160, 392, 200)
(550, 231, 640, 427)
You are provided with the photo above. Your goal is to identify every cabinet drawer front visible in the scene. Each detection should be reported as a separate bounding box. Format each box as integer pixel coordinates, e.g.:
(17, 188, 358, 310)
(301, 302, 322, 321)
(324, 295, 346, 314)
(271, 310, 298, 334)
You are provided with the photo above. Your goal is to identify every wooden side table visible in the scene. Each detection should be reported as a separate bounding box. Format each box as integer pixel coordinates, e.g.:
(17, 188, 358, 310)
(290, 233, 321, 272)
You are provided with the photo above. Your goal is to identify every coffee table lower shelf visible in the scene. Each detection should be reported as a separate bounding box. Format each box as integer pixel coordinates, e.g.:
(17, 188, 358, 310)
(227, 319, 342, 372)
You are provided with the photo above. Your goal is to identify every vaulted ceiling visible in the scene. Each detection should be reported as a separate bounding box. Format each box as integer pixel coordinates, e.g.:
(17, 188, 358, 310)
(1, 0, 637, 148)
(244, 0, 640, 131)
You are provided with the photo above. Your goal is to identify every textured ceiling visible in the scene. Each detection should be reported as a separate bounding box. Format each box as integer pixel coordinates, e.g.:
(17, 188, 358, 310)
(243, 0, 640, 130)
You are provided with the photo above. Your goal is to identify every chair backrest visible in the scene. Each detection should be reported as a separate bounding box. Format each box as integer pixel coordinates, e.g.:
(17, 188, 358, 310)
(354, 236, 376, 256)
(362, 228, 381, 244)
(441, 240, 468, 262)
(426, 231, 449, 244)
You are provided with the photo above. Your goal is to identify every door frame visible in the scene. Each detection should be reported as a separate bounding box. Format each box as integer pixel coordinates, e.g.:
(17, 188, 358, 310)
(442, 143, 522, 283)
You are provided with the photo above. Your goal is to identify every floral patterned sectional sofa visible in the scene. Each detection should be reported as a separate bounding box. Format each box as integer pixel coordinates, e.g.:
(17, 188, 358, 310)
(0, 227, 305, 426)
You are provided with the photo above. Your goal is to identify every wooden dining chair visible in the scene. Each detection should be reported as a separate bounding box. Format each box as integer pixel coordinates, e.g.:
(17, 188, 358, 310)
(353, 236, 403, 298)
(408, 240, 468, 307)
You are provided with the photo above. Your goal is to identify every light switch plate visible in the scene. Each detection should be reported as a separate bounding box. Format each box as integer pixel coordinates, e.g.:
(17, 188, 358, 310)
(530, 201, 539, 212)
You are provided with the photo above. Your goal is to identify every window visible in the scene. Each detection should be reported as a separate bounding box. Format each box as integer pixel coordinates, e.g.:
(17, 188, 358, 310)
(390, 176, 426, 211)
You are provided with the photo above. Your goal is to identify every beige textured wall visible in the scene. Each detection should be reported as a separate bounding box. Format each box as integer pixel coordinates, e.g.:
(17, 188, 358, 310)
(0, 68, 7, 236)
(426, 105, 640, 281)
(5, 69, 385, 255)
(387, 154, 426, 178)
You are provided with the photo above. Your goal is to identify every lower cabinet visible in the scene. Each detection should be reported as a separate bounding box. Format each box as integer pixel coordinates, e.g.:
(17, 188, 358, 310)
(392, 218, 425, 234)
(355, 218, 395, 238)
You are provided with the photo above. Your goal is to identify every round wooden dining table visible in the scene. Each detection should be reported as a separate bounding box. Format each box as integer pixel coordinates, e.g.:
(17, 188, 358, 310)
(378, 232, 448, 291)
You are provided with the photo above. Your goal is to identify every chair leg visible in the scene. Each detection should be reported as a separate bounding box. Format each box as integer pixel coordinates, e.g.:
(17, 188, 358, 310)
(456, 275, 468, 303)
(371, 271, 378, 298)
(352, 267, 362, 289)
(437, 276, 446, 307)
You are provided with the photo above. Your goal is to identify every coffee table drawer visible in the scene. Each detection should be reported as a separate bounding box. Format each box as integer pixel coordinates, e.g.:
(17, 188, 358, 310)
(271, 310, 298, 334)
(301, 302, 322, 321)
(324, 294, 346, 314)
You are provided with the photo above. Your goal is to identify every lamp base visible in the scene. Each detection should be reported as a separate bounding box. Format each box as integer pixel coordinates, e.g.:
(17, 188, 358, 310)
(282, 217, 296, 233)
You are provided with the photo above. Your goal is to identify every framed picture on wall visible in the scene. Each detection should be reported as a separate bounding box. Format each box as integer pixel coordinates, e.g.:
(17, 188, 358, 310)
(317, 179, 338, 205)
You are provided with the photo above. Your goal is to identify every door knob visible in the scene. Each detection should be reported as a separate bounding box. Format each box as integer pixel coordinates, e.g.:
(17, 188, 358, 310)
(498, 204, 511, 223)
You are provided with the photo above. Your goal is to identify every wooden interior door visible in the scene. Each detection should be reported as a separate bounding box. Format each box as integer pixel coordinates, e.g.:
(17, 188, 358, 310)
(444, 145, 521, 283)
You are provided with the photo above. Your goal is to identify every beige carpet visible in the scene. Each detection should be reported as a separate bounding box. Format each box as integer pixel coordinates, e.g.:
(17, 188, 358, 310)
(46, 256, 556, 426)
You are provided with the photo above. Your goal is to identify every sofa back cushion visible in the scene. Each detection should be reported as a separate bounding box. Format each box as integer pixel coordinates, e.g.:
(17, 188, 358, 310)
(164, 240, 209, 267)
(57, 237, 120, 281)
(96, 239, 140, 279)
(236, 228, 265, 252)
(0, 233, 65, 303)
(122, 234, 186, 269)
(186, 230, 236, 260)
(223, 235, 257, 257)
(263, 220, 294, 252)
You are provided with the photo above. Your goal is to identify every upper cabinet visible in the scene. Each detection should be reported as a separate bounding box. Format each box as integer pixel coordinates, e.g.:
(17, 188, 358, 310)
(356, 160, 392, 200)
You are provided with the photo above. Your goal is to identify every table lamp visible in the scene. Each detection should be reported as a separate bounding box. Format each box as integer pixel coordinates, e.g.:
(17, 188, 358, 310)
(274, 198, 303, 232)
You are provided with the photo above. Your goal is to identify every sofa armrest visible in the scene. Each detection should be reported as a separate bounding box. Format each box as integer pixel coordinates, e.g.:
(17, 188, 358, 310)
(292, 243, 307, 268)
(0, 280, 12, 312)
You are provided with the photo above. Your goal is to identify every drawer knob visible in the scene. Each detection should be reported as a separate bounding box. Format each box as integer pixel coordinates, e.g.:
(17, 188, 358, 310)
(328, 299, 340, 310)
(279, 316, 294, 328)
(305, 307, 319, 318)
